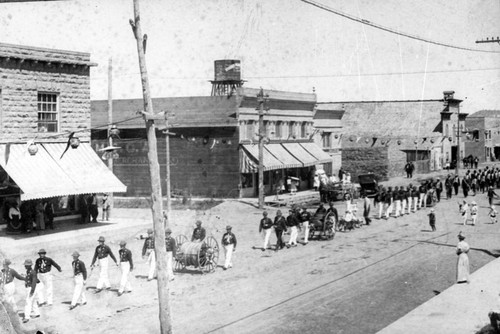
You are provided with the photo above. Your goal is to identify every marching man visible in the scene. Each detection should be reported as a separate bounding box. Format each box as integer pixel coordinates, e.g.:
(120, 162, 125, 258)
(259, 211, 273, 251)
(34, 248, 62, 306)
(221, 225, 237, 270)
(117, 241, 133, 296)
(22, 259, 40, 323)
(191, 220, 206, 242)
(69, 251, 87, 310)
(142, 228, 156, 281)
(165, 228, 176, 282)
(300, 206, 312, 245)
(91, 236, 118, 293)
(1, 259, 24, 312)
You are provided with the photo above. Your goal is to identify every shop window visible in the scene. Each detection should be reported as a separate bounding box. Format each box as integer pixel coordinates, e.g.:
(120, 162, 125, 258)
(38, 92, 59, 132)
(322, 132, 331, 148)
(241, 174, 253, 188)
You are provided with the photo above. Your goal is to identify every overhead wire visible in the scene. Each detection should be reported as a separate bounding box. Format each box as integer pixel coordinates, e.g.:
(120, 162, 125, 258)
(300, 0, 500, 54)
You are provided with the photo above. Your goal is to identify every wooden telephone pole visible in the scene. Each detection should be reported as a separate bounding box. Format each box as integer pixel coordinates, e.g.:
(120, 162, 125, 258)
(257, 88, 269, 209)
(129, 1, 172, 333)
(107, 58, 114, 209)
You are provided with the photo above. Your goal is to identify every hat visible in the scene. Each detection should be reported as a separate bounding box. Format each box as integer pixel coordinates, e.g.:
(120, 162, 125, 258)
(165, 228, 172, 234)
(147, 228, 153, 234)
(430, 208, 435, 212)
(226, 225, 232, 230)
(119, 240, 126, 246)
(24, 259, 32, 266)
(38, 249, 46, 254)
(3, 259, 11, 266)
(458, 231, 466, 240)
(471, 201, 477, 205)
(98, 236, 105, 242)
(72, 251, 80, 257)
(263, 211, 268, 216)
(103, 194, 108, 197)
(196, 220, 202, 226)
(276, 210, 282, 215)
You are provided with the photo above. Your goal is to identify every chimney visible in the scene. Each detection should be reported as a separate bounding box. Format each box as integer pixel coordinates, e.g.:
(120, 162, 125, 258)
(443, 91, 455, 101)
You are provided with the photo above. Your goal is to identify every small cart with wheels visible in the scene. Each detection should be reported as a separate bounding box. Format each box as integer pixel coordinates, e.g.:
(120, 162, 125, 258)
(173, 235, 220, 274)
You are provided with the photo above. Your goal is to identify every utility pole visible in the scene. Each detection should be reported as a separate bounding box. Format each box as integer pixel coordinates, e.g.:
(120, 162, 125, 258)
(456, 104, 460, 176)
(164, 112, 172, 225)
(107, 57, 114, 210)
(129, 1, 172, 333)
(256, 88, 269, 209)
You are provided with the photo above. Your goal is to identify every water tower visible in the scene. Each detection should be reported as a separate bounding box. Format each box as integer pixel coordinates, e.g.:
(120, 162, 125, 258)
(210, 59, 245, 96)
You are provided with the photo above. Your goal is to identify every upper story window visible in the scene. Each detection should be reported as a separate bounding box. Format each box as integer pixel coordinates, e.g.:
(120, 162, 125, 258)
(275, 121, 282, 138)
(445, 124, 449, 137)
(300, 122, 307, 138)
(289, 122, 296, 138)
(322, 132, 331, 148)
(38, 93, 58, 132)
(245, 121, 254, 140)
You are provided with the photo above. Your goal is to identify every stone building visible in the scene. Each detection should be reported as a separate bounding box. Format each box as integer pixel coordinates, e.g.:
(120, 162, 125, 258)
(91, 87, 332, 198)
(317, 91, 464, 181)
(464, 110, 500, 162)
(0, 43, 125, 230)
(313, 105, 345, 176)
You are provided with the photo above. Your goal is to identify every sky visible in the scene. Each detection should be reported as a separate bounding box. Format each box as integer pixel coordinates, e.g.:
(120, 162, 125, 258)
(0, 0, 499, 115)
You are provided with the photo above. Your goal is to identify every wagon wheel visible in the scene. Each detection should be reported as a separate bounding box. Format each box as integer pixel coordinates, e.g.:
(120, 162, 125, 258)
(174, 234, 188, 272)
(325, 226, 335, 240)
(308, 224, 316, 241)
(200, 236, 219, 274)
(324, 212, 336, 239)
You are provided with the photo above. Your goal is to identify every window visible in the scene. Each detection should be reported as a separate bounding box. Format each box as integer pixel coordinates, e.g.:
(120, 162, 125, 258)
(38, 93, 58, 132)
(300, 123, 307, 138)
(322, 132, 331, 148)
(275, 121, 282, 138)
(445, 124, 449, 137)
(289, 122, 296, 138)
(245, 121, 254, 140)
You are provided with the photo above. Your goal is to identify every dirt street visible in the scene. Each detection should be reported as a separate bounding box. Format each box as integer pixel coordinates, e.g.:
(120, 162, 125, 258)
(4, 188, 500, 334)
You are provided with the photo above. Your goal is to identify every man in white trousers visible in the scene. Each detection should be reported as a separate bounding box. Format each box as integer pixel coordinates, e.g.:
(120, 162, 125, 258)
(259, 211, 273, 251)
(34, 248, 62, 306)
(69, 251, 87, 310)
(117, 241, 133, 296)
(22, 259, 40, 323)
(286, 210, 300, 247)
(221, 225, 237, 270)
(141, 229, 156, 281)
(1, 259, 24, 312)
(90, 236, 118, 293)
(300, 206, 312, 245)
(165, 229, 176, 281)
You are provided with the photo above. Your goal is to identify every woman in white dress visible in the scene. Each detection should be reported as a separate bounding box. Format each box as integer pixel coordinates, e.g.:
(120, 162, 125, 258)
(456, 231, 470, 284)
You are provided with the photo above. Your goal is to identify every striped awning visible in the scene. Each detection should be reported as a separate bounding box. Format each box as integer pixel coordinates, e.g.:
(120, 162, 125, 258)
(299, 142, 332, 164)
(282, 143, 318, 167)
(0, 142, 126, 201)
(265, 144, 302, 169)
(240, 144, 286, 173)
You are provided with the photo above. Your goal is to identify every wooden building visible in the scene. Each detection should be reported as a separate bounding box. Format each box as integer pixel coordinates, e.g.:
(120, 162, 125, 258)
(464, 110, 500, 162)
(91, 87, 332, 198)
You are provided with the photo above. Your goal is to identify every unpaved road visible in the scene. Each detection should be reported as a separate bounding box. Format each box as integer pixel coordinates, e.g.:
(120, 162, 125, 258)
(6, 192, 499, 334)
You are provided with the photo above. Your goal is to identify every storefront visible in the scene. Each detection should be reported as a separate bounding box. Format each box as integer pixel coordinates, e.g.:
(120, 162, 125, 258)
(0, 142, 126, 232)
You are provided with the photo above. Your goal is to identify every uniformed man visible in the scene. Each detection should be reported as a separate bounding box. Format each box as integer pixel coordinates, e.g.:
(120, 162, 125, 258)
(34, 248, 62, 306)
(259, 211, 273, 251)
(300, 206, 312, 245)
(118, 241, 133, 296)
(273, 210, 287, 251)
(286, 209, 300, 248)
(1, 259, 24, 312)
(22, 259, 40, 323)
(221, 225, 237, 270)
(165, 229, 176, 281)
(91, 236, 118, 293)
(69, 251, 87, 310)
(142, 228, 156, 281)
(191, 220, 206, 242)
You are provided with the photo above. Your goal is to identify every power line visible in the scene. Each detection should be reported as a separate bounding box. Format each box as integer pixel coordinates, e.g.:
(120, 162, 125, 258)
(301, 0, 500, 54)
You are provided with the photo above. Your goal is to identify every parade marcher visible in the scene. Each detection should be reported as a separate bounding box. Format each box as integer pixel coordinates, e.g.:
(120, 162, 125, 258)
(470, 201, 478, 226)
(286, 209, 300, 248)
(384, 187, 393, 219)
(221, 225, 237, 270)
(273, 210, 287, 251)
(459, 200, 469, 226)
(1, 259, 24, 312)
(259, 211, 274, 251)
(453, 175, 460, 196)
(456, 232, 470, 284)
(418, 182, 427, 209)
(411, 185, 419, 212)
(142, 229, 156, 281)
(22, 259, 40, 323)
(377, 187, 385, 219)
(165, 228, 176, 281)
(300, 206, 312, 245)
(69, 251, 87, 310)
(428, 208, 436, 232)
(393, 186, 402, 217)
(490, 205, 498, 224)
(91, 236, 118, 293)
(362, 193, 371, 225)
(102, 194, 110, 221)
(445, 175, 453, 200)
(401, 187, 408, 215)
(462, 177, 470, 198)
(34, 249, 62, 306)
(89, 194, 99, 223)
(117, 240, 133, 296)
(435, 178, 443, 202)
(191, 220, 206, 242)
(488, 186, 499, 207)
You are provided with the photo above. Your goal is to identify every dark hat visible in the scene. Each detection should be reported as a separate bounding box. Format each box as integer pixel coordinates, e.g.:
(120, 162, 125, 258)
(165, 228, 172, 234)
(103, 193, 108, 197)
(3, 259, 11, 266)
(458, 231, 465, 240)
(98, 236, 105, 242)
(263, 211, 268, 216)
(226, 225, 232, 230)
(276, 210, 282, 215)
(119, 240, 126, 246)
(147, 228, 153, 234)
(38, 249, 46, 254)
(196, 220, 202, 226)
(24, 259, 33, 266)
(72, 251, 80, 257)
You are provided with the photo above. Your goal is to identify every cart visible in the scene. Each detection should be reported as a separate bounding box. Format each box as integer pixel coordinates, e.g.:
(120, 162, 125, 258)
(173, 234, 220, 274)
(308, 211, 336, 240)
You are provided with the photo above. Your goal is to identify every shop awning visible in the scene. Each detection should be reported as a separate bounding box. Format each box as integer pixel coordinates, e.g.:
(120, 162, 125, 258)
(264, 144, 302, 169)
(0, 143, 126, 201)
(282, 143, 318, 167)
(299, 142, 332, 164)
(240, 144, 286, 173)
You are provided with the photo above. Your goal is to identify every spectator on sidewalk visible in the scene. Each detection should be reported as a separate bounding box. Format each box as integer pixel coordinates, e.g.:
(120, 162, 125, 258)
(362, 193, 371, 225)
(453, 175, 460, 196)
(44, 200, 55, 230)
(435, 178, 443, 202)
(102, 194, 111, 221)
(445, 175, 453, 199)
(69, 251, 87, 310)
(470, 201, 478, 226)
(488, 186, 499, 207)
(459, 200, 469, 225)
(428, 208, 436, 232)
(489, 205, 498, 224)
(456, 232, 470, 284)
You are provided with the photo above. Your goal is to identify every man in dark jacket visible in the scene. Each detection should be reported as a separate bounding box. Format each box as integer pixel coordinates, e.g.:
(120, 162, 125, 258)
(35, 248, 62, 306)
(22, 259, 40, 323)
(69, 251, 87, 310)
(273, 210, 287, 251)
(286, 210, 299, 248)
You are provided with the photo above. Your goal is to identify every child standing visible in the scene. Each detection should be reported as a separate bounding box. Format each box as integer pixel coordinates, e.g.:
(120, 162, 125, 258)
(470, 201, 478, 226)
(428, 208, 436, 231)
(489, 205, 498, 224)
(459, 200, 469, 226)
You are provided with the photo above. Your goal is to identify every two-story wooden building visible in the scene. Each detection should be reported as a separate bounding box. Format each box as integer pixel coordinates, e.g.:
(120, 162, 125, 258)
(464, 110, 500, 162)
(0, 43, 126, 230)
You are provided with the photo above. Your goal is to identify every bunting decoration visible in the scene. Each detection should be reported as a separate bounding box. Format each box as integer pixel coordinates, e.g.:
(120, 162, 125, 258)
(371, 138, 378, 147)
